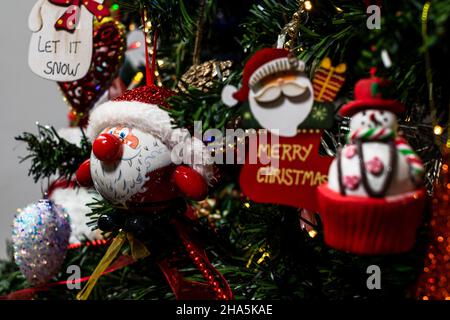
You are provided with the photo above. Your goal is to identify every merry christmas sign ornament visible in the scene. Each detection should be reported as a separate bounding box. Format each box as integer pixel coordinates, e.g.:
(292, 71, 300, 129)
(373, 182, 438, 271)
(223, 49, 340, 212)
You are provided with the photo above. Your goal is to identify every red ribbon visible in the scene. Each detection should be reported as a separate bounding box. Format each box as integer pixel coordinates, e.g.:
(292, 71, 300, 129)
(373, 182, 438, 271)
(48, 0, 110, 33)
(0, 255, 135, 300)
(157, 217, 234, 300)
(2, 204, 233, 300)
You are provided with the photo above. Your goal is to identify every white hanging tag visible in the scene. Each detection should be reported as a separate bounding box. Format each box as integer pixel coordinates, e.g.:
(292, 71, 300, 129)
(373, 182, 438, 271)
(381, 49, 392, 68)
(28, 0, 105, 81)
(277, 34, 286, 49)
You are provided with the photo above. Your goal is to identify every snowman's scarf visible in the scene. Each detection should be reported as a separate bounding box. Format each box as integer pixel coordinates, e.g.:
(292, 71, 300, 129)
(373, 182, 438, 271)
(347, 127, 424, 184)
(347, 127, 395, 143)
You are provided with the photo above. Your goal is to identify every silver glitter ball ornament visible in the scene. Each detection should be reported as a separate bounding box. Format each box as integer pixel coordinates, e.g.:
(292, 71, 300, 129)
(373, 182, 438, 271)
(12, 199, 71, 286)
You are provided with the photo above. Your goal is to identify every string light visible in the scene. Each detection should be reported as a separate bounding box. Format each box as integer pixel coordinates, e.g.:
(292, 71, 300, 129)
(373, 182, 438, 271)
(416, 146, 450, 300)
(127, 72, 144, 90)
(133, 72, 144, 83)
(304, 0, 313, 11)
(256, 252, 270, 264)
(246, 246, 271, 269)
(434, 125, 444, 136)
(308, 230, 318, 238)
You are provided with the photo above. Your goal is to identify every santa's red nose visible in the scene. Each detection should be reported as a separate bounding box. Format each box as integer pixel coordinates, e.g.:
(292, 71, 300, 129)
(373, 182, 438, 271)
(92, 133, 123, 162)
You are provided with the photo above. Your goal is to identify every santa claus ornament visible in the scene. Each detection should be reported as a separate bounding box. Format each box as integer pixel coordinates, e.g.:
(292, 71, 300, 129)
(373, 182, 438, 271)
(76, 85, 212, 206)
(75, 84, 213, 238)
(223, 48, 337, 212)
(317, 75, 426, 255)
(74, 85, 235, 300)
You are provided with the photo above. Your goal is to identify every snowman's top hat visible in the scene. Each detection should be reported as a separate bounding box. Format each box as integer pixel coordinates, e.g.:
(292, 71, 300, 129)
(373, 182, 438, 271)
(339, 71, 405, 117)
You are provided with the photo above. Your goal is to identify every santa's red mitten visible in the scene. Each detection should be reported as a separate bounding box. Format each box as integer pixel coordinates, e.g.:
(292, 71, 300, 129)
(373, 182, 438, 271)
(172, 166, 208, 201)
(76, 159, 94, 187)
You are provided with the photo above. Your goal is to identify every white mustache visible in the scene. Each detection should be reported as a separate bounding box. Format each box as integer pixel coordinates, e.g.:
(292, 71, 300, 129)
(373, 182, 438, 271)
(254, 82, 307, 103)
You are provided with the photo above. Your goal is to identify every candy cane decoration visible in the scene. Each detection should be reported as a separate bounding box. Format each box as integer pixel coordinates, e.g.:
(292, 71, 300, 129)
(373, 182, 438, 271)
(395, 137, 425, 182)
(347, 127, 395, 143)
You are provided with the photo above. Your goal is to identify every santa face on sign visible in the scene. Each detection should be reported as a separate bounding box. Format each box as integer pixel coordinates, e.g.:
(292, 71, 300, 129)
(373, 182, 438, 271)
(248, 70, 314, 137)
(89, 127, 172, 204)
(221, 48, 314, 137)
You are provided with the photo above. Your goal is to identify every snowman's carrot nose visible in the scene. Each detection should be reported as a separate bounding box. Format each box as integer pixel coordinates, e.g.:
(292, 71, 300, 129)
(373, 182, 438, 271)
(370, 113, 382, 126)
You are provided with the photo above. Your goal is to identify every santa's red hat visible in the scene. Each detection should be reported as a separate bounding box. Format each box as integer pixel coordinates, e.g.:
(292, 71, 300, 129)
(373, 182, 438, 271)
(222, 48, 305, 107)
(339, 75, 405, 117)
(86, 85, 213, 184)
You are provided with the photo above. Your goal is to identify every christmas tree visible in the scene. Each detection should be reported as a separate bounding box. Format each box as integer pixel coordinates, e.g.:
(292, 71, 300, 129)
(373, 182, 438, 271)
(1, 0, 449, 302)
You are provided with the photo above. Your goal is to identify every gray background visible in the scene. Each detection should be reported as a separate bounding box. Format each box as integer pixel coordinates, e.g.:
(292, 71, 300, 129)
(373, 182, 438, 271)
(0, 1, 66, 259)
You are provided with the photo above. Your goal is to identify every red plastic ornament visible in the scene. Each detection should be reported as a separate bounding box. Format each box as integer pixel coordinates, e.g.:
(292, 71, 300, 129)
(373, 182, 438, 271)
(76, 159, 93, 187)
(92, 133, 123, 162)
(172, 166, 208, 201)
(58, 18, 126, 125)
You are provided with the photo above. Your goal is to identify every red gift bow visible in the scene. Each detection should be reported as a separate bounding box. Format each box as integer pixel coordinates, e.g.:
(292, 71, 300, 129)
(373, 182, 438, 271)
(48, 0, 110, 33)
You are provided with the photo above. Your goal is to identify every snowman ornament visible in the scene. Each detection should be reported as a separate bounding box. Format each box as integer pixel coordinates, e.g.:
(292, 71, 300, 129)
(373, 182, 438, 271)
(76, 85, 213, 208)
(328, 77, 424, 197)
(318, 76, 426, 255)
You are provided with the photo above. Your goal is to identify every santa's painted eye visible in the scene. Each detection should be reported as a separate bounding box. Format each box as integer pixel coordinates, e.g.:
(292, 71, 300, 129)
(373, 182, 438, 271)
(118, 128, 129, 139)
(108, 127, 115, 135)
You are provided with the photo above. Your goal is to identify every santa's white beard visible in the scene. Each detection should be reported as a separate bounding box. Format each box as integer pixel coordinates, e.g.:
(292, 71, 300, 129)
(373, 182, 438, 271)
(248, 76, 314, 137)
(91, 147, 153, 204)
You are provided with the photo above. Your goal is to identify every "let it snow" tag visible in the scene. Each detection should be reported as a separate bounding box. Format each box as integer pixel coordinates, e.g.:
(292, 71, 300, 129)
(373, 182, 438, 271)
(28, 0, 109, 81)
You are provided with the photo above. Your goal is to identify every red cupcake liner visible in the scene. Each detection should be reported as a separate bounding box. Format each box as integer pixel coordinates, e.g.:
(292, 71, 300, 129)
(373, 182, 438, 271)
(317, 185, 426, 255)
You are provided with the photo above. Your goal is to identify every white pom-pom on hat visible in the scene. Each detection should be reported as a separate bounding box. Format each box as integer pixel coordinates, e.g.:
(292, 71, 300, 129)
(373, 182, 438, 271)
(221, 84, 239, 107)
